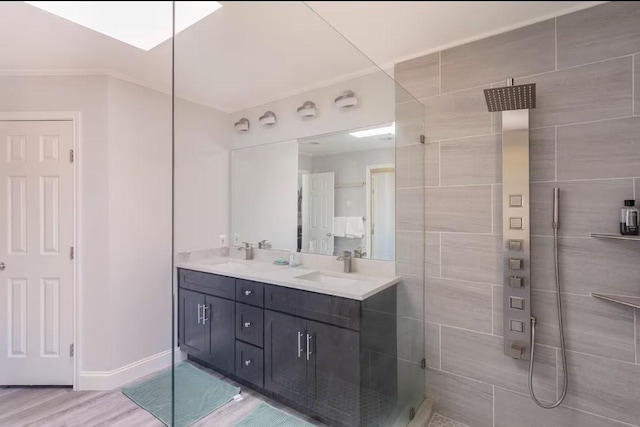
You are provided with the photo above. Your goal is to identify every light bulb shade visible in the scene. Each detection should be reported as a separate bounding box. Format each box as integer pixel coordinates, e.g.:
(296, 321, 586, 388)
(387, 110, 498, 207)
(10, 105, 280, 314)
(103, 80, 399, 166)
(259, 111, 277, 126)
(334, 90, 358, 109)
(234, 118, 250, 132)
(297, 101, 317, 118)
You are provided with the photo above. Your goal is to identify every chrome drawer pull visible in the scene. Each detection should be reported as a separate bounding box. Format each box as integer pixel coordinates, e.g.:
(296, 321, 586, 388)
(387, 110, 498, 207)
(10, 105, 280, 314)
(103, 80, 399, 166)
(244, 359, 251, 367)
(244, 290, 252, 296)
(244, 322, 252, 328)
(297, 331, 303, 358)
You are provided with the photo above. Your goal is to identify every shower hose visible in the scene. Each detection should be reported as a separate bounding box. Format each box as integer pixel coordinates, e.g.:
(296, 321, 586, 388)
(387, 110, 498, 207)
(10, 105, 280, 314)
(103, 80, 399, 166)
(528, 222, 568, 408)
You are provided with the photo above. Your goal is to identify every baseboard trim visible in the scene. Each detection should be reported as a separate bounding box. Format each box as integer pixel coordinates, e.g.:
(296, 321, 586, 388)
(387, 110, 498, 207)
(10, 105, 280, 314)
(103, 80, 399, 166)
(78, 348, 186, 390)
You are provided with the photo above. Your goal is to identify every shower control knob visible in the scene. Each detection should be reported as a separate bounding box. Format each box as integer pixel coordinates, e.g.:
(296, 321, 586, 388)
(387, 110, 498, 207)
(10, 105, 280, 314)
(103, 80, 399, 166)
(508, 342, 525, 359)
(509, 258, 523, 270)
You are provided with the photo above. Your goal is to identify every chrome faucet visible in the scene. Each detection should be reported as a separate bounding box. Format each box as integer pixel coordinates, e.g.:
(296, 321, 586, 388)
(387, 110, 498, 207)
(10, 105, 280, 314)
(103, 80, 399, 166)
(258, 240, 272, 249)
(237, 242, 254, 260)
(337, 251, 352, 273)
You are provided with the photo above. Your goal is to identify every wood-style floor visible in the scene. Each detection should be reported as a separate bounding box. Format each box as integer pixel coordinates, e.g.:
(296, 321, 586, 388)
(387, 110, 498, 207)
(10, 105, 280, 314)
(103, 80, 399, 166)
(0, 362, 324, 427)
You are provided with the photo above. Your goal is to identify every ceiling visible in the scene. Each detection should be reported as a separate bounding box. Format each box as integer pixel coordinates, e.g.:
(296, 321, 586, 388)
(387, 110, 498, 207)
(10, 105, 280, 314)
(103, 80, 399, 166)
(0, 1, 602, 112)
(299, 122, 395, 156)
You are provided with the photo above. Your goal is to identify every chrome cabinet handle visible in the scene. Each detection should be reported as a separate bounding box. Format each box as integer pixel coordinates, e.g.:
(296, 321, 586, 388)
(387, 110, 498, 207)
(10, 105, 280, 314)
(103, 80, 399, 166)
(244, 290, 252, 296)
(244, 359, 251, 367)
(306, 333, 313, 361)
(197, 304, 202, 324)
(244, 322, 251, 328)
(0, 262, 5, 271)
(297, 331, 304, 358)
(202, 305, 209, 325)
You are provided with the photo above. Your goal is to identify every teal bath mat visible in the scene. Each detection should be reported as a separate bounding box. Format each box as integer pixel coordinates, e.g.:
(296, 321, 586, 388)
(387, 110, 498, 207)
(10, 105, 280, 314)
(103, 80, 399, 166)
(123, 362, 240, 427)
(235, 403, 314, 427)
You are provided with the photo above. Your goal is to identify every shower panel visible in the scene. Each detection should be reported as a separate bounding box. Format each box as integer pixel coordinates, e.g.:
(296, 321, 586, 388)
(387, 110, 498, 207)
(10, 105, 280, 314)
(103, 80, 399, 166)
(484, 79, 535, 359)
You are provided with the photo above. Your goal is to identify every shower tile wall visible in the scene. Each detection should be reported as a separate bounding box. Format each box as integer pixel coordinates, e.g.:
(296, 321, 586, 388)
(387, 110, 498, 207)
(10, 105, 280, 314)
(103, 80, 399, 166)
(394, 2, 640, 426)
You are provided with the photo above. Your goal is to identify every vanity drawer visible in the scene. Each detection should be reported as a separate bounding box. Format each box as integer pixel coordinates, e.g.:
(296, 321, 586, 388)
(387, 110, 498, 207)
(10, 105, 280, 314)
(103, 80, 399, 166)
(235, 341, 264, 388)
(178, 269, 235, 300)
(236, 279, 264, 307)
(236, 303, 264, 348)
(264, 284, 361, 331)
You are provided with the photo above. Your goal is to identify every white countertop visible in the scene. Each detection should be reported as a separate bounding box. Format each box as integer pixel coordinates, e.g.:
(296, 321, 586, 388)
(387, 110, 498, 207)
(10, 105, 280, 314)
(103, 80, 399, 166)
(177, 257, 400, 301)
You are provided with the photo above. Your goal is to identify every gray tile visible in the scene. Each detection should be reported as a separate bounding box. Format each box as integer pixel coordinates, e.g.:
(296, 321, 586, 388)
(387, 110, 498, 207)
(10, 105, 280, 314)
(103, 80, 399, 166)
(425, 232, 441, 278)
(426, 369, 493, 427)
(397, 187, 424, 232)
(493, 184, 502, 234)
(523, 57, 633, 129)
(637, 177, 639, 200)
(397, 231, 424, 276)
(530, 179, 633, 237)
(395, 53, 440, 99)
(441, 20, 555, 93)
(397, 274, 425, 320)
(398, 359, 425, 410)
(426, 322, 441, 369)
(563, 350, 640, 425)
(423, 86, 492, 141)
(397, 144, 424, 188)
(557, 116, 640, 180)
(493, 285, 503, 337)
(441, 233, 502, 285)
(636, 309, 639, 364)
(425, 278, 493, 333)
(440, 134, 502, 185)
(494, 387, 630, 427)
(633, 54, 640, 116)
(396, 99, 425, 147)
(531, 290, 635, 362)
(425, 142, 439, 187)
(441, 326, 557, 401)
(531, 236, 640, 297)
(530, 127, 556, 182)
(398, 316, 424, 362)
(425, 185, 492, 233)
(557, 2, 640, 69)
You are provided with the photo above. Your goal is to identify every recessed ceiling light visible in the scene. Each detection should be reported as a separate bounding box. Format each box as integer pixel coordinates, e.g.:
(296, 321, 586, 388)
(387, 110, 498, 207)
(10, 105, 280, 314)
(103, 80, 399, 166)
(349, 123, 395, 138)
(24, 1, 222, 51)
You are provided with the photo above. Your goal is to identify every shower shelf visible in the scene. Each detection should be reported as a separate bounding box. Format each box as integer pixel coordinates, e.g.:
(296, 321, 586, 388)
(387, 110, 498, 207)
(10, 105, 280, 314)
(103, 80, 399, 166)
(591, 293, 640, 310)
(589, 233, 640, 241)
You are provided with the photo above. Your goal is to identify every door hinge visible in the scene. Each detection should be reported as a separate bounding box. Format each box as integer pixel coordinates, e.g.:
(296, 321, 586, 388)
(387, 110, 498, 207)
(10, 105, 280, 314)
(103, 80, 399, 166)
(421, 358, 426, 369)
(70, 344, 74, 357)
(420, 135, 425, 144)
(70, 247, 74, 260)
(70, 149, 74, 163)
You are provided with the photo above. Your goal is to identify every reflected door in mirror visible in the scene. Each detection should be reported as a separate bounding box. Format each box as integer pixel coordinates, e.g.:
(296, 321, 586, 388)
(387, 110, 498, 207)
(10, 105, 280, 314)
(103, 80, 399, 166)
(301, 172, 334, 255)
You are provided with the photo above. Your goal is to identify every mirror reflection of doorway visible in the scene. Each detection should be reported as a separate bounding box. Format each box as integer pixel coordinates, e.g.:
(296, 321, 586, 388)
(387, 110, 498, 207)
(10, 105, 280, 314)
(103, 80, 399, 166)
(301, 172, 335, 255)
(366, 165, 395, 261)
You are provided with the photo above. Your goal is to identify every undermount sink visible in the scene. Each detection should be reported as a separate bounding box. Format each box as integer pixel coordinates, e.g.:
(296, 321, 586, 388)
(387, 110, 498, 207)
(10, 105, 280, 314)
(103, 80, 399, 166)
(295, 271, 360, 286)
(209, 261, 250, 271)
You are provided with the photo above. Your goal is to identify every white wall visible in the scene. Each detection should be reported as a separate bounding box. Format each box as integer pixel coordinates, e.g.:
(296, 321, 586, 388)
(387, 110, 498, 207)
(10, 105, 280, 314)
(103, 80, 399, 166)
(174, 98, 230, 252)
(229, 71, 395, 149)
(0, 75, 112, 372)
(231, 140, 298, 251)
(0, 74, 229, 382)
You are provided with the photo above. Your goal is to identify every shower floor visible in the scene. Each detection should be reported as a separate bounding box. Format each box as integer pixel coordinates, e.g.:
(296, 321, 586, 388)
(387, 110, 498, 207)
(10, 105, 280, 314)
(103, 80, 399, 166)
(428, 413, 468, 427)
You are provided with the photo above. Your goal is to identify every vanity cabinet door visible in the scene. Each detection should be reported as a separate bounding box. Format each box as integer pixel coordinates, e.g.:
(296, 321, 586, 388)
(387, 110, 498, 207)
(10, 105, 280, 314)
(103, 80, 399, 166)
(306, 319, 360, 425)
(179, 289, 207, 357)
(264, 310, 308, 407)
(206, 295, 236, 375)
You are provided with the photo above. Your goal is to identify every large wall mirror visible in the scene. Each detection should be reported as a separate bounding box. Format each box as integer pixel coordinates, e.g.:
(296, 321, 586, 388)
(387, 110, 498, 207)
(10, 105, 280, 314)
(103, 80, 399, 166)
(231, 122, 396, 261)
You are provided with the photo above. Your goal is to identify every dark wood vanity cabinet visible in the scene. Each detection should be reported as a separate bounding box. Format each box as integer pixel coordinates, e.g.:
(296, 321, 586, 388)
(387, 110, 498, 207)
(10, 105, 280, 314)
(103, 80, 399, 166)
(179, 288, 235, 374)
(178, 268, 398, 427)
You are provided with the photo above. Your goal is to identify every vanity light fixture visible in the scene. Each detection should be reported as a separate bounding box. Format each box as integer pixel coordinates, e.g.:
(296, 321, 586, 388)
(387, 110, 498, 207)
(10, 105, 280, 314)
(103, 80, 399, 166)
(234, 118, 250, 132)
(259, 111, 277, 126)
(297, 101, 317, 118)
(350, 123, 395, 138)
(334, 90, 358, 109)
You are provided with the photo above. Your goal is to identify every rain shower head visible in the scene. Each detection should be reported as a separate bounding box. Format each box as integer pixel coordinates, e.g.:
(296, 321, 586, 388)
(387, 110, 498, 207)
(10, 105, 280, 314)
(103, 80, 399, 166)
(484, 83, 536, 112)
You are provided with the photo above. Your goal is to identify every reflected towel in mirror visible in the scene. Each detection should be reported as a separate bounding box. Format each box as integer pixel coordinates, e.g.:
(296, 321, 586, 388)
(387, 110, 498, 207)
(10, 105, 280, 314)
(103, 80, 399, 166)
(345, 217, 364, 238)
(333, 217, 347, 237)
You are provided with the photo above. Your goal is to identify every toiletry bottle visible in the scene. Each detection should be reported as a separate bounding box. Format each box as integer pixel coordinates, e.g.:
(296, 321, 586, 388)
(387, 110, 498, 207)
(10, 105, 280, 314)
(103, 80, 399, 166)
(620, 200, 639, 235)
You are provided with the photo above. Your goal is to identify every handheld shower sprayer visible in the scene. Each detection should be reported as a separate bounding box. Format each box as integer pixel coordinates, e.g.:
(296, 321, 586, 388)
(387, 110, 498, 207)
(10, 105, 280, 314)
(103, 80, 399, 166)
(529, 188, 568, 409)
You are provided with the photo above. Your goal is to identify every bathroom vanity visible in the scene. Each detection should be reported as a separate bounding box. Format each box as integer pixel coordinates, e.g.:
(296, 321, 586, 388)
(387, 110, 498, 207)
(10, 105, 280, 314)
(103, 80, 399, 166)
(177, 260, 400, 427)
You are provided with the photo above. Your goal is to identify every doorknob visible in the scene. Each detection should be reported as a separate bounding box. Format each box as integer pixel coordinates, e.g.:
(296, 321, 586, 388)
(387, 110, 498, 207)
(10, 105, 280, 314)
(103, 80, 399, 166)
(326, 233, 332, 237)
(0, 262, 5, 271)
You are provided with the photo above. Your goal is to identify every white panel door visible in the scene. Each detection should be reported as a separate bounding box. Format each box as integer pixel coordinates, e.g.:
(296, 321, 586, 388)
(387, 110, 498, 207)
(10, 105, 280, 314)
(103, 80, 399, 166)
(301, 172, 334, 255)
(0, 121, 74, 385)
